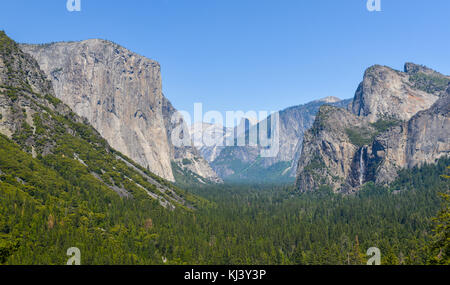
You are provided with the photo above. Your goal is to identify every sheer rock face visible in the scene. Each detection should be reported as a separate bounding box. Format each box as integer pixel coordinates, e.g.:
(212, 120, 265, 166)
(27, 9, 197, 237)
(295, 106, 374, 193)
(350, 64, 445, 123)
(370, 123, 409, 185)
(0, 32, 192, 206)
(365, 94, 449, 185)
(20, 40, 219, 183)
(406, 94, 450, 168)
(296, 63, 450, 193)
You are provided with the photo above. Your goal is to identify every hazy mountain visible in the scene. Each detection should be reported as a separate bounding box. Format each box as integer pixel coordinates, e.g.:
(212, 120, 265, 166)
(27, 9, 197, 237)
(197, 97, 352, 183)
(189, 122, 232, 163)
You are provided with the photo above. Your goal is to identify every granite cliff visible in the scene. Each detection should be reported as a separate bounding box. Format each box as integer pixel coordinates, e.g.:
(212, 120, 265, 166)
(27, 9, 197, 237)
(0, 31, 196, 209)
(296, 63, 450, 193)
(20, 40, 220, 183)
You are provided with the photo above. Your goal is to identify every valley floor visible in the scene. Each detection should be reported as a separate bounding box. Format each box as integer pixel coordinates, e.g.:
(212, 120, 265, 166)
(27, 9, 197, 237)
(1, 150, 448, 265)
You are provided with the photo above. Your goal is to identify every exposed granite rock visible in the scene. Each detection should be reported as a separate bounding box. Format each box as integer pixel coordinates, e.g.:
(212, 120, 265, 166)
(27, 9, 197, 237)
(0, 31, 190, 208)
(350, 64, 443, 122)
(20, 40, 173, 180)
(406, 94, 450, 168)
(295, 106, 375, 193)
(369, 122, 409, 185)
(363, 94, 449, 185)
(296, 63, 450, 193)
(20, 40, 220, 183)
(0, 32, 76, 153)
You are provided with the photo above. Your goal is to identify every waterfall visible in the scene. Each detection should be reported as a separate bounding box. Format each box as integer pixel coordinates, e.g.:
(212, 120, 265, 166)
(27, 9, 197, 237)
(359, 148, 365, 186)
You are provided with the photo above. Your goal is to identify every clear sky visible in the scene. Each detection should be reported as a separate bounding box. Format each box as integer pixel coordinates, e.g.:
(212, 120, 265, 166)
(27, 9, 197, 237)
(1, 0, 450, 121)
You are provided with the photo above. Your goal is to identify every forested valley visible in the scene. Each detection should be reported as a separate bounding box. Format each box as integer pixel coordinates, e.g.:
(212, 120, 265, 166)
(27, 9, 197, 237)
(0, 30, 448, 266)
(1, 132, 448, 265)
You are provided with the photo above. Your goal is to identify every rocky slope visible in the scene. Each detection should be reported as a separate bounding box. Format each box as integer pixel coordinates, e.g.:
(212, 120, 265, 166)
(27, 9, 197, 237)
(206, 97, 351, 182)
(0, 31, 199, 209)
(296, 63, 450, 193)
(20, 40, 220, 184)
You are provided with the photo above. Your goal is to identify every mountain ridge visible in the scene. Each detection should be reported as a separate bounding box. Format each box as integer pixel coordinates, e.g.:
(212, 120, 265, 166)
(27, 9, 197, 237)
(204, 97, 352, 183)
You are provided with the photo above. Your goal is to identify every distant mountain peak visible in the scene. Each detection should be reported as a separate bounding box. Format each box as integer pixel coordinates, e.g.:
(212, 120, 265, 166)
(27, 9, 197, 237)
(317, 96, 341, 103)
(238, 116, 258, 127)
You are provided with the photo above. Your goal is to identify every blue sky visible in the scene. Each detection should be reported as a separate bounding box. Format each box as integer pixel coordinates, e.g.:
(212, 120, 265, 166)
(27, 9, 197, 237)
(1, 0, 450, 121)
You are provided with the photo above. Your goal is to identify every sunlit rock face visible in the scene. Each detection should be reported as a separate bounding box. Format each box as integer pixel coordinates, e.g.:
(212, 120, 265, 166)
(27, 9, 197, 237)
(296, 63, 450, 193)
(21, 40, 220, 183)
(350, 64, 447, 123)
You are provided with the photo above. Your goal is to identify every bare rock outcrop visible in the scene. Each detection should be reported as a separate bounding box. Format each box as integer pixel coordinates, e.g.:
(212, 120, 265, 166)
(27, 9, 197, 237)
(0, 31, 191, 208)
(295, 106, 375, 193)
(406, 94, 450, 168)
(20, 40, 220, 183)
(350, 64, 445, 122)
(296, 63, 450, 193)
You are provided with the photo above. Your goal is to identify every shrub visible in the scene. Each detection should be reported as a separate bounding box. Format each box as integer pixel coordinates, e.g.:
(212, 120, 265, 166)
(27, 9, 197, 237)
(345, 127, 376, 147)
(182, 158, 192, 165)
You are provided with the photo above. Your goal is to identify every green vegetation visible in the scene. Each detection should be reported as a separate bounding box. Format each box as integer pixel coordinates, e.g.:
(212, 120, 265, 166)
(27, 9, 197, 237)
(304, 154, 326, 173)
(0, 133, 164, 264)
(0, 29, 207, 264)
(1, 136, 448, 264)
(370, 119, 401, 133)
(182, 158, 192, 165)
(409, 73, 450, 95)
(0, 31, 18, 56)
(5, 89, 18, 101)
(229, 160, 293, 184)
(212, 154, 294, 184)
(44, 94, 62, 107)
(346, 119, 401, 147)
(345, 127, 377, 147)
(426, 167, 450, 264)
(1, 30, 448, 265)
(12, 121, 33, 152)
(310, 106, 334, 135)
(171, 161, 215, 188)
